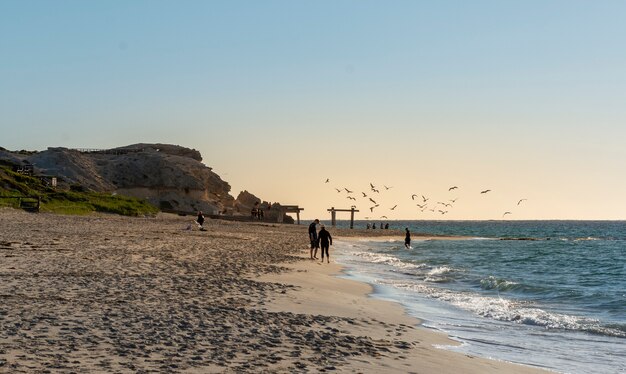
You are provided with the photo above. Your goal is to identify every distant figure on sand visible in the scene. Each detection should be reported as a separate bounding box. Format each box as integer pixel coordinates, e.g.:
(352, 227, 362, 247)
(196, 211, 206, 231)
(318, 224, 332, 263)
(309, 219, 320, 259)
(404, 228, 411, 249)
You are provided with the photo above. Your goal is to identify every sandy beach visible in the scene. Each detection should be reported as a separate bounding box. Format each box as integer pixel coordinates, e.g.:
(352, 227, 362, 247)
(0, 210, 545, 373)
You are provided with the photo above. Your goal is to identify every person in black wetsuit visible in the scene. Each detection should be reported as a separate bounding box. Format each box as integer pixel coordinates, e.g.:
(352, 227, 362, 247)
(318, 224, 332, 263)
(404, 227, 411, 249)
(308, 219, 320, 259)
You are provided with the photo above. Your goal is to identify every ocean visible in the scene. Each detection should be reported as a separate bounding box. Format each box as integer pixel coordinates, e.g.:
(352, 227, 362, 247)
(331, 220, 625, 374)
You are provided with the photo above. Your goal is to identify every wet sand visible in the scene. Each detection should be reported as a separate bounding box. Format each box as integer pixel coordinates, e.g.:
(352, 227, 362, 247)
(0, 210, 544, 373)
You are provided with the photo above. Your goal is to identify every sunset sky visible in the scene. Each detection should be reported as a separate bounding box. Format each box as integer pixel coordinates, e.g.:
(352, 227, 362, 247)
(2, 1, 625, 220)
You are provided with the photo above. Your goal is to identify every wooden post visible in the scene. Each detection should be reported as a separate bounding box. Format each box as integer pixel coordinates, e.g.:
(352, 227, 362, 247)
(296, 211, 300, 225)
(350, 207, 355, 229)
(327, 207, 359, 229)
(276, 208, 284, 223)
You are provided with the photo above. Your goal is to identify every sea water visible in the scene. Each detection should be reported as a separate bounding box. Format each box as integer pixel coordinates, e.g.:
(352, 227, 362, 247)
(331, 220, 625, 374)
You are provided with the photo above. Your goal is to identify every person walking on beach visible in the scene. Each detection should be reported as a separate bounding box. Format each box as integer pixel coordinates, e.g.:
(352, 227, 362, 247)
(196, 211, 206, 231)
(404, 227, 411, 249)
(309, 219, 320, 259)
(318, 224, 332, 263)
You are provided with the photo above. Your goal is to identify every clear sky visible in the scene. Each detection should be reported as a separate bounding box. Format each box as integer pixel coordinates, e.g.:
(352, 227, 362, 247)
(2, 1, 625, 220)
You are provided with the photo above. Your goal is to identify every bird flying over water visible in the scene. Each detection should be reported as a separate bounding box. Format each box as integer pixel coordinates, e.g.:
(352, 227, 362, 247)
(416, 204, 426, 209)
(503, 212, 512, 217)
(325, 178, 329, 183)
(380, 215, 388, 219)
(390, 205, 397, 210)
(347, 196, 356, 200)
(370, 183, 375, 189)
(518, 199, 527, 205)
(422, 195, 429, 203)
(384, 185, 393, 190)
(362, 192, 368, 197)
(411, 194, 417, 200)
(335, 188, 341, 193)
(369, 198, 377, 204)
(450, 198, 458, 203)
(370, 206, 376, 212)
(344, 188, 353, 193)
(480, 189, 491, 194)
(449, 186, 458, 191)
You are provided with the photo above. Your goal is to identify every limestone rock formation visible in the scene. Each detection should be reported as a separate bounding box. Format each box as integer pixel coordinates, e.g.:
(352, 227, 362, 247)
(0, 144, 290, 220)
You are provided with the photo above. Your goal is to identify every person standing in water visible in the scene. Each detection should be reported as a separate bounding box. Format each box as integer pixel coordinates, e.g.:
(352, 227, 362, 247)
(308, 219, 320, 259)
(404, 227, 411, 249)
(318, 224, 332, 263)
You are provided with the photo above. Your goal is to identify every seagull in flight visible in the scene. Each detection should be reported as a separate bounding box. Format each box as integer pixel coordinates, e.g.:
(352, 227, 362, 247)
(517, 199, 527, 205)
(384, 185, 393, 190)
(380, 215, 388, 219)
(325, 178, 330, 183)
(369, 198, 377, 204)
(416, 204, 427, 209)
(422, 195, 429, 203)
(335, 188, 341, 193)
(503, 212, 512, 217)
(411, 194, 418, 200)
(480, 189, 491, 194)
(370, 182, 376, 189)
(450, 198, 458, 203)
(344, 188, 353, 193)
(370, 206, 376, 212)
(372, 188, 379, 193)
(390, 205, 397, 210)
(362, 192, 368, 197)
(347, 196, 356, 200)
(449, 186, 458, 191)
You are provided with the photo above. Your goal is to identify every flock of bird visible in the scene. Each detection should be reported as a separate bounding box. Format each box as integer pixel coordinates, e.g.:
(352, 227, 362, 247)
(324, 178, 527, 219)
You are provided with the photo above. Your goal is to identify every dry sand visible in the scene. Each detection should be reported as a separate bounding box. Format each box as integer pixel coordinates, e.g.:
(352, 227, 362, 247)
(0, 210, 545, 373)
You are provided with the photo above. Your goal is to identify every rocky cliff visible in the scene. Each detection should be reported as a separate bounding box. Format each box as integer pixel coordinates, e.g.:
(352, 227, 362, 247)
(0, 144, 289, 220)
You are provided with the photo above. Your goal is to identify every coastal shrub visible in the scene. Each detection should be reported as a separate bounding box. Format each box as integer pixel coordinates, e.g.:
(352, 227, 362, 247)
(0, 166, 159, 216)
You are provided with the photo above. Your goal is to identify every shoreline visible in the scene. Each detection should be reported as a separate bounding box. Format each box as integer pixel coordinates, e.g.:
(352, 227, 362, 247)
(1, 210, 547, 373)
(260, 241, 548, 373)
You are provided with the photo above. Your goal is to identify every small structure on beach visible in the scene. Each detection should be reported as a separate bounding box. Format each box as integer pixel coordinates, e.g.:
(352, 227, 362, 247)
(327, 207, 359, 229)
(275, 205, 304, 224)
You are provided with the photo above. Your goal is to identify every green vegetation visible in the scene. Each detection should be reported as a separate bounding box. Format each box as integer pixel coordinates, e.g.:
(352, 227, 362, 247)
(0, 164, 159, 216)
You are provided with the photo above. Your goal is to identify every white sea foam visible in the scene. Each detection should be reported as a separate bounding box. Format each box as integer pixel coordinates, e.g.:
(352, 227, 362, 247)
(480, 276, 519, 291)
(349, 251, 425, 270)
(379, 279, 625, 337)
(424, 266, 455, 282)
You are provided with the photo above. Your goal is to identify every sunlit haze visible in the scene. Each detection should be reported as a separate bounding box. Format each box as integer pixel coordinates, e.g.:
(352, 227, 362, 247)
(2, 1, 625, 220)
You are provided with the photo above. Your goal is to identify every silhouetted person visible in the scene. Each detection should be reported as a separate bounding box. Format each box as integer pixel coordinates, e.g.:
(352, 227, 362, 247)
(404, 228, 411, 249)
(196, 211, 206, 231)
(309, 219, 320, 259)
(318, 224, 332, 263)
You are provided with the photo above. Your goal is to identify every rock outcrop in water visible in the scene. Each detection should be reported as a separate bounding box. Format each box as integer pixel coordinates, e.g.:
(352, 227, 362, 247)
(0, 144, 291, 220)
